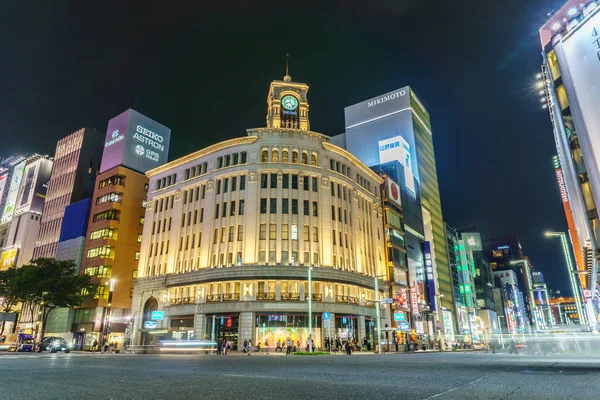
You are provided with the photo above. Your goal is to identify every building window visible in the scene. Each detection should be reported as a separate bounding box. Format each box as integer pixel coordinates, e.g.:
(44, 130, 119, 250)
(239, 200, 245, 215)
(137, 233, 142, 243)
(228, 226, 234, 242)
(269, 224, 277, 240)
(282, 198, 289, 214)
(311, 153, 317, 166)
(221, 227, 226, 243)
(303, 177, 309, 191)
(216, 179, 222, 194)
(134, 251, 140, 260)
(240, 175, 246, 190)
(312, 201, 318, 217)
(313, 226, 318, 242)
(215, 204, 220, 219)
(241, 152, 247, 164)
(292, 199, 298, 215)
(272, 149, 279, 162)
(270, 198, 277, 214)
(291, 174, 298, 189)
(259, 224, 267, 240)
(261, 149, 269, 162)
(90, 228, 115, 241)
(230, 201, 236, 216)
(282, 149, 289, 163)
(261, 173, 268, 189)
(312, 177, 318, 192)
(292, 151, 299, 163)
(213, 229, 218, 244)
(92, 210, 120, 223)
(237, 225, 244, 241)
(282, 224, 289, 240)
(223, 178, 229, 193)
(270, 173, 277, 189)
(304, 200, 309, 216)
(304, 225, 309, 242)
(222, 202, 227, 217)
(333, 230, 337, 245)
(302, 152, 308, 164)
(231, 176, 237, 191)
(282, 174, 289, 189)
(260, 199, 267, 214)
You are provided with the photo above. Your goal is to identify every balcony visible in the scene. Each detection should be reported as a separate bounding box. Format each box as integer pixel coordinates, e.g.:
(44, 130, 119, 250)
(281, 292, 300, 301)
(223, 293, 240, 301)
(206, 294, 222, 302)
(335, 295, 359, 305)
(256, 292, 276, 300)
(169, 296, 196, 306)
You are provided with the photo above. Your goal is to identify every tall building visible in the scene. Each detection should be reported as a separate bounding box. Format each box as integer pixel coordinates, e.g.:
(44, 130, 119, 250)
(74, 109, 171, 349)
(485, 236, 533, 333)
(33, 128, 104, 259)
(0, 155, 53, 269)
(539, 0, 600, 326)
(332, 87, 455, 339)
(132, 73, 390, 349)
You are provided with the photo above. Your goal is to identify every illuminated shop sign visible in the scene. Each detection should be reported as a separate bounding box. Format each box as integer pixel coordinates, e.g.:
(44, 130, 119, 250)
(424, 241, 436, 312)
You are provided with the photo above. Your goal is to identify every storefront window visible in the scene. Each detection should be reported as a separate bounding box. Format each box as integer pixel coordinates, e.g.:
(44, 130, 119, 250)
(255, 314, 322, 349)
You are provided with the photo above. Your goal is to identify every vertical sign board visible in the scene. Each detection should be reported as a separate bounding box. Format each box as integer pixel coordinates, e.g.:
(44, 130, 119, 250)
(0, 173, 8, 210)
(555, 168, 586, 287)
(1, 161, 26, 223)
(424, 241, 436, 311)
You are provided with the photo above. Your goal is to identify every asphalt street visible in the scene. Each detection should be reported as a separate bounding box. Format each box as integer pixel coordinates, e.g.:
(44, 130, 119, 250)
(1, 351, 599, 400)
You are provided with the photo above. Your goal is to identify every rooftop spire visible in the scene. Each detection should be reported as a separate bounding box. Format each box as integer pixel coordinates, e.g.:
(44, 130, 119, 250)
(284, 53, 292, 82)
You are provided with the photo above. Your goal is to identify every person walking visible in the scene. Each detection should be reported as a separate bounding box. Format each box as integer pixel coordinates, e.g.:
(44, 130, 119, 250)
(92, 340, 98, 352)
(216, 339, 222, 355)
(243, 339, 248, 353)
(286, 338, 292, 355)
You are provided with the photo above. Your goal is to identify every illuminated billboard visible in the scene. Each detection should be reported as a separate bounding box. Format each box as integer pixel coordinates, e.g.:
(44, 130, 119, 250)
(100, 109, 171, 174)
(0, 247, 18, 270)
(1, 161, 26, 223)
(15, 158, 52, 215)
(384, 176, 402, 208)
(0, 173, 8, 210)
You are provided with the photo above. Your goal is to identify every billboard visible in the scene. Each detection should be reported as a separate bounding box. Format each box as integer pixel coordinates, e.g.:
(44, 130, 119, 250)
(379, 136, 416, 194)
(0, 173, 8, 211)
(0, 248, 18, 270)
(385, 177, 402, 208)
(494, 270, 517, 286)
(462, 232, 483, 252)
(100, 109, 171, 174)
(1, 161, 26, 223)
(424, 241, 436, 311)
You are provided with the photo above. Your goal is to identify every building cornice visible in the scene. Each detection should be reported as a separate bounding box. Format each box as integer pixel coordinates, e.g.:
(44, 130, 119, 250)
(322, 142, 383, 183)
(246, 127, 330, 140)
(146, 136, 258, 177)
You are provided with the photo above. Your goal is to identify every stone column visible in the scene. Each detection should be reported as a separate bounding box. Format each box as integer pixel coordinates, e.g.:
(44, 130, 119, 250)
(194, 313, 205, 340)
(238, 311, 254, 348)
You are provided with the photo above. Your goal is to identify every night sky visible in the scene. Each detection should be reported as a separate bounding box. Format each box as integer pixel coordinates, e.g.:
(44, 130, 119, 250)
(1, 1, 573, 293)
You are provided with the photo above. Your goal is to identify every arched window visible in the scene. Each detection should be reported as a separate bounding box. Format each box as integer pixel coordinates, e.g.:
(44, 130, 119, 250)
(261, 149, 269, 163)
(292, 151, 299, 163)
(311, 153, 317, 166)
(272, 149, 279, 162)
(302, 152, 308, 165)
(282, 149, 289, 163)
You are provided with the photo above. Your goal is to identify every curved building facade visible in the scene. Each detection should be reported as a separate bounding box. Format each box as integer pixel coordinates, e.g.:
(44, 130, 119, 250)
(132, 76, 390, 349)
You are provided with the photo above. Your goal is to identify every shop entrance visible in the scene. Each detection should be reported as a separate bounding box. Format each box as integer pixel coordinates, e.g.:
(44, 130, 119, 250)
(206, 315, 239, 349)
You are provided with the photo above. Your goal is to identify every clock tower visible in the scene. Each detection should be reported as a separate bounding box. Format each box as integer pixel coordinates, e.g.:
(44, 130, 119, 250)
(266, 72, 310, 130)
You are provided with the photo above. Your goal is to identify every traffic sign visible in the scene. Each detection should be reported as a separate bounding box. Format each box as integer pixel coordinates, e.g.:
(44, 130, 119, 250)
(322, 312, 331, 320)
(144, 321, 157, 329)
(381, 298, 394, 305)
(324, 319, 331, 328)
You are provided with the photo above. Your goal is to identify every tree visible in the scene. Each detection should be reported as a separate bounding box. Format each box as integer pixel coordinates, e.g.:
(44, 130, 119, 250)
(17, 258, 95, 339)
(0, 267, 24, 334)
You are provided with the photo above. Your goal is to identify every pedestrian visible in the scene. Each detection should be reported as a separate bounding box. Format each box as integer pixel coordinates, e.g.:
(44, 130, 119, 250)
(286, 338, 292, 355)
(243, 339, 248, 353)
(92, 340, 98, 352)
(223, 339, 228, 355)
(247, 340, 252, 355)
(217, 339, 222, 355)
(276, 340, 282, 352)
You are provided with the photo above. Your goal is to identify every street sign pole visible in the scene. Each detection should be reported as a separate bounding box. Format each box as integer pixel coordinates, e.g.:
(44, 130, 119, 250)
(375, 277, 382, 354)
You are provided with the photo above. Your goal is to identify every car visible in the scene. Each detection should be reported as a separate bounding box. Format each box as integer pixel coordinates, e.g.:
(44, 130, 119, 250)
(37, 337, 72, 353)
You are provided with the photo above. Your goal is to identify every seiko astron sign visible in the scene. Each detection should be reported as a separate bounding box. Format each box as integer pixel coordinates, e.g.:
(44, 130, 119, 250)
(100, 109, 171, 174)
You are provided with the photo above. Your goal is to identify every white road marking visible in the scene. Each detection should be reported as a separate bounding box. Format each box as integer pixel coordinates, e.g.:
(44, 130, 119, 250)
(422, 374, 493, 399)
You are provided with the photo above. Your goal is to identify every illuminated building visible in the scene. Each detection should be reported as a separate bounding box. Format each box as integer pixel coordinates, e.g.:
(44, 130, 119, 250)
(33, 128, 104, 259)
(332, 88, 454, 340)
(539, 0, 600, 326)
(72, 110, 171, 350)
(549, 296, 580, 325)
(132, 73, 390, 349)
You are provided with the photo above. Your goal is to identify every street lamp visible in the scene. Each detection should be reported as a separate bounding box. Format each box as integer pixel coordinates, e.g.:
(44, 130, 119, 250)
(308, 266, 313, 353)
(544, 231, 586, 325)
(509, 259, 539, 332)
(373, 275, 387, 354)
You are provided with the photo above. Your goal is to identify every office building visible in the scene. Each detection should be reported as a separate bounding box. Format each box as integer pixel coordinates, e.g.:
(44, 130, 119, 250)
(332, 87, 454, 340)
(539, 0, 600, 326)
(33, 128, 104, 259)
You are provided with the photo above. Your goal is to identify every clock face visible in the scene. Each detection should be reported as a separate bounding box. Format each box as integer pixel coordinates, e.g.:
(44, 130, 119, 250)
(281, 95, 299, 111)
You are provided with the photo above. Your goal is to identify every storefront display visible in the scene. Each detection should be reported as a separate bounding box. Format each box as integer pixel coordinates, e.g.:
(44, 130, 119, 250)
(255, 314, 321, 349)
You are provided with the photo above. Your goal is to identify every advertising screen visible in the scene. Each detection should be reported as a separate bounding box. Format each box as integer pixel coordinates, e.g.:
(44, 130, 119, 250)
(100, 109, 171, 174)
(1, 161, 26, 223)
(0, 173, 8, 209)
(0, 248, 19, 270)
